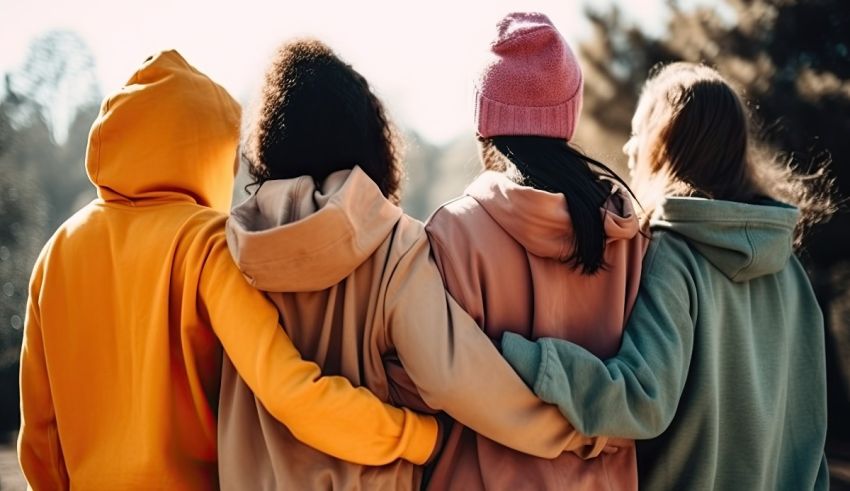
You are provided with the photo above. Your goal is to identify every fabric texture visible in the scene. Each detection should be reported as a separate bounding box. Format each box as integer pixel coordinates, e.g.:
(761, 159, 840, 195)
(219, 167, 599, 491)
(425, 170, 648, 491)
(17, 51, 437, 491)
(501, 197, 829, 490)
(475, 12, 584, 140)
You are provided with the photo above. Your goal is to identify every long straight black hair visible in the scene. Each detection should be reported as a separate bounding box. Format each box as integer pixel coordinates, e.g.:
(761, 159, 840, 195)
(480, 135, 637, 274)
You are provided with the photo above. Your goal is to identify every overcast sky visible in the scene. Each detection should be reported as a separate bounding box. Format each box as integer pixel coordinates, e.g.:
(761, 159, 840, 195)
(0, 0, 676, 144)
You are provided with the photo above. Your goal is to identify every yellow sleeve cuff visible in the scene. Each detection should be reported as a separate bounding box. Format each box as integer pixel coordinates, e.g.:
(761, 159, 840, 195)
(400, 409, 439, 465)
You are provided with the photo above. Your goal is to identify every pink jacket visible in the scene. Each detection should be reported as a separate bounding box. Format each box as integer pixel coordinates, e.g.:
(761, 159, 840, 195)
(426, 170, 649, 490)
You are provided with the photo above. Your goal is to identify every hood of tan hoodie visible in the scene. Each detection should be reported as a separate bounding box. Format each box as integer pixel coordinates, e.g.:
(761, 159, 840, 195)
(86, 50, 241, 212)
(464, 170, 641, 260)
(227, 166, 404, 292)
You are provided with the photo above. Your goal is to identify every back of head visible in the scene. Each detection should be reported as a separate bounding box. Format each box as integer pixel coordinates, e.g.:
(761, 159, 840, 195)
(629, 62, 834, 244)
(475, 12, 634, 275)
(245, 39, 402, 203)
(86, 50, 241, 212)
(630, 63, 753, 203)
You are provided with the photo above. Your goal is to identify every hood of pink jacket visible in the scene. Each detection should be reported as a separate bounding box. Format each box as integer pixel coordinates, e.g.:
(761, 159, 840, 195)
(464, 171, 640, 260)
(226, 166, 403, 292)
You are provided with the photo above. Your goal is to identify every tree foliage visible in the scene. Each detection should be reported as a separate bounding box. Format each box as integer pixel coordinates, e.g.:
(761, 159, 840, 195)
(577, 0, 849, 263)
(0, 30, 99, 434)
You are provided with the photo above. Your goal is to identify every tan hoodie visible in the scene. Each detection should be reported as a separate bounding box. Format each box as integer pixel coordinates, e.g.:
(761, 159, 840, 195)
(218, 167, 600, 490)
(425, 170, 649, 490)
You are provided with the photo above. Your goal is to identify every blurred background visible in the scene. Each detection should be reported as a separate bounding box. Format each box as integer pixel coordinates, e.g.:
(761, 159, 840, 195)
(1, 0, 848, 488)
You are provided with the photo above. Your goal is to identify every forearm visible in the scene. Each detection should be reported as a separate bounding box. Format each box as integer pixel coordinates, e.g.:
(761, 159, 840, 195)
(443, 336, 602, 457)
(406, 316, 596, 457)
(390, 238, 598, 458)
(502, 332, 671, 439)
(223, 322, 438, 465)
(18, 410, 67, 490)
(204, 241, 437, 465)
(501, 271, 695, 439)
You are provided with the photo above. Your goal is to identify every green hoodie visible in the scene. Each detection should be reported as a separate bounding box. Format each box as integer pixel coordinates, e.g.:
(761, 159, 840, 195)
(501, 197, 828, 490)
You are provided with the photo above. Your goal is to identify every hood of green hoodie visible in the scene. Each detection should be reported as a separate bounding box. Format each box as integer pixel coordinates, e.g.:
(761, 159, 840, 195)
(651, 197, 800, 282)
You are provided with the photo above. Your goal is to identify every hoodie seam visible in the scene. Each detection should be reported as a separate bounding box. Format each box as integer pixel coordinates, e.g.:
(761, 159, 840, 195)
(288, 178, 306, 224)
(735, 222, 757, 281)
(424, 194, 473, 224)
(534, 340, 552, 398)
(341, 202, 365, 257)
(381, 220, 421, 346)
(465, 193, 528, 253)
(641, 232, 670, 275)
(426, 228, 466, 294)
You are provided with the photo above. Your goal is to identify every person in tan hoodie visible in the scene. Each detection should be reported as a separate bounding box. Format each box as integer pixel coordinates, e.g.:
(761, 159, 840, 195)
(424, 13, 649, 490)
(218, 39, 605, 490)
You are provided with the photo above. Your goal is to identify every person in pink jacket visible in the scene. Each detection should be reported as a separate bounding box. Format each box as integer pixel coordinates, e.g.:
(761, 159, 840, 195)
(425, 12, 649, 490)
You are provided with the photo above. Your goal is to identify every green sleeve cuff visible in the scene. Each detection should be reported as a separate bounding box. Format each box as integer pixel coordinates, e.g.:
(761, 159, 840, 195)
(500, 332, 542, 389)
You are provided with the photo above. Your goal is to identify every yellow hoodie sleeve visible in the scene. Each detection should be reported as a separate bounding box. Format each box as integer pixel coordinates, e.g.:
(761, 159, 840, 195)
(200, 239, 438, 465)
(386, 233, 604, 459)
(18, 253, 70, 489)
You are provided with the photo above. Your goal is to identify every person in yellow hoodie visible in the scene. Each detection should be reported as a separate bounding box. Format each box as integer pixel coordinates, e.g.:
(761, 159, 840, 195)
(17, 50, 439, 490)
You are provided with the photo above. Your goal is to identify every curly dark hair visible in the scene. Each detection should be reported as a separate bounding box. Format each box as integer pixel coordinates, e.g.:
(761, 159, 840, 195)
(245, 39, 403, 203)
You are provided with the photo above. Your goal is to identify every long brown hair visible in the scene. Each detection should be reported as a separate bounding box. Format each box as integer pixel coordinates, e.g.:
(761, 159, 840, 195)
(628, 62, 835, 246)
(245, 39, 403, 203)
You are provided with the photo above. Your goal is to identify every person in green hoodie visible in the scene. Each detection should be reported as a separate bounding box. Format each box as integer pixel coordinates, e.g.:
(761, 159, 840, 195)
(500, 62, 835, 490)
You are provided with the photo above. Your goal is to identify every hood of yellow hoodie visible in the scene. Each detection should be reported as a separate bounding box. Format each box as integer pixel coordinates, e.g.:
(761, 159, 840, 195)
(86, 50, 241, 212)
(465, 170, 641, 260)
(226, 166, 404, 292)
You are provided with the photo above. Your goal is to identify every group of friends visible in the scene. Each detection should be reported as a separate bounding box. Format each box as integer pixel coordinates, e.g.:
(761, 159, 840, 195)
(17, 11, 830, 490)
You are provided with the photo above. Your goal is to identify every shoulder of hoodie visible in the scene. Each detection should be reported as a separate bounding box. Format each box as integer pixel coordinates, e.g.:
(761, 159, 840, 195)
(387, 212, 431, 261)
(42, 200, 230, 258)
(426, 194, 487, 224)
(642, 227, 821, 305)
(424, 195, 495, 248)
(641, 228, 705, 290)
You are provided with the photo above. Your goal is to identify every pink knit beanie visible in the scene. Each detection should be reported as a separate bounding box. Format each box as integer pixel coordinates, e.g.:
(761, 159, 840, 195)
(475, 12, 584, 140)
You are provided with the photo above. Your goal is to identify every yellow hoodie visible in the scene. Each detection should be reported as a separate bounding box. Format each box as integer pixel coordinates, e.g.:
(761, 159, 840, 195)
(17, 50, 437, 490)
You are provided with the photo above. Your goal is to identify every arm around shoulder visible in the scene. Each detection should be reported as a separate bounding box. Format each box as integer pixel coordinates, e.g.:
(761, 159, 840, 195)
(388, 232, 601, 458)
(200, 237, 438, 465)
(501, 236, 698, 439)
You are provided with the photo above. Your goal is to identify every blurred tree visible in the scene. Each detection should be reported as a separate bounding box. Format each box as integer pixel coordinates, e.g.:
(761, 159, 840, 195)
(0, 96, 48, 437)
(400, 131, 441, 220)
(0, 30, 100, 435)
(4, 30, 100, 231)
(401, 131, 479, 220)
(575, 0, 850, 474)
(6, 30, 100, 145)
